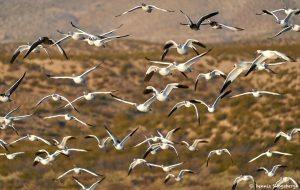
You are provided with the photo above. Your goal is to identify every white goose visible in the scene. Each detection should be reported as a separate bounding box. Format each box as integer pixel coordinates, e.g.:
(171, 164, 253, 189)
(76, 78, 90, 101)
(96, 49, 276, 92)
(46, 65, 100, 84)
(256, 165, 287, 177)
(115, 3, 174, 17)
(73, 176, 105, 190)
(263, 9, 300, 28)
(245, 50, 295, 76)
(143, 83, 188, 102)
(0, 72, 26, 102)
(147, 162, 183, 173)
(110, 94, 157, 112)
(273, 128, 300, 144)
(273, 177, 299, 190)
(93, 34, 130, 47)
(232, 175, 256, 190)
(51, 136, 76, 150)
(220, 61, 252, 93)
(10, 45, 51, 64)
(128, 158, 148, 176)
(61, 147, 89, 156)
(157, 127, 180, 141)
(33, 150, 64, 166)
(181, 139, 208, 152)
(270, 24, 300, 38)
(144, 65, 175, 82)
(56, 166, 101, 180)
(85, 135, 111, 149)
(231, 89, 280, 98)
(134, 135, 173, 147)
(104, 126, 139, 150)
(249, 150, 292, 163)
(34, 93, 78, 111)
(64, 91, 114, 107)
(0, 106, 33, 127)
(9, 134, 52, 146)
(194, 69, 226, 90)
(257, 8, 300, 16)
(201, 20, 244, 31)
(43, 114, 92, 127)
(143, 142, 178, 159)
(0, 152, 24, 160)
(206, 148, 233, 166)
(164, 170, 194, 184)
(250, 61, 286, 74)
(196, 90, 231, 113)
(168, 100, 201, 125)
(161, 39, 207, 60)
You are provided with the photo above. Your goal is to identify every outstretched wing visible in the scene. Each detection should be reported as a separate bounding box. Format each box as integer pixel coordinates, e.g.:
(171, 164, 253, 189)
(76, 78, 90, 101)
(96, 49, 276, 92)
(115, 6, 142, 17)
(5, 72, 26, 97)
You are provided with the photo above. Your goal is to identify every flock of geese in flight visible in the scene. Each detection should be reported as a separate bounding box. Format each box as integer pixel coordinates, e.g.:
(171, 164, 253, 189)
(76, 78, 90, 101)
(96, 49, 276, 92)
(1, 2, 299, 190)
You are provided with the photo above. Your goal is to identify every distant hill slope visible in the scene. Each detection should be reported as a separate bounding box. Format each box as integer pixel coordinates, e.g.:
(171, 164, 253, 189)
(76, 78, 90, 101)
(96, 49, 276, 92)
(1, 0, 300, 43)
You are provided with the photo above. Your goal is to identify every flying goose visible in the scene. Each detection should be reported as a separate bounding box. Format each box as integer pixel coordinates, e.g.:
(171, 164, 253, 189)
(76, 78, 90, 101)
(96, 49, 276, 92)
(0, 152, 24, 160)
(164, 170, 194, 184)
(9, 134, 52, 146)
(200, 20, 244, 31)
(115, 3, 174, 17)
(0, 106, 33, 126)
(249, 150, 292, 163)
(56, 166, 101, 180)
(147, 162, 183, 173)
(262, 9, 300, 28)
(143, 142, 178, 159)
(220, 61, 252, 93)
(143, 135, 160, 155)
(69, 22, 124, 40)
(23, 37, 68, 59)
(0, 72, 26, 102)
(73, 176, 105, 190)
(128, 158, 148, 176)
(144, 65, 175, 82)
(206, 148, 233, 167)
(168, 100, 201, 125)
(93, 34, 130, 47)
(159, 49, 211, 75)
(64, 91, 114, 107)
(134, 135, 173, 147)
(46, 65, 100, 84)
(157, 127, 180, 141)
(43, 114, 92, 127)
(51, 136, 76, 150)
(232, 175, 256, 190)
(256, 8, 299, 16)
(10, 44, 51, 64)
(143, 83, 188, 102)
(110, 94, 157, 112)
(269, 24, 300, 38)
(273, 177, 299, 190)
(181, 139, 208, 151)
(104, 126, 139, 150)
(256, 165, 287, 177)
(273, 128, 300, 144)
(245, 50, 295, 76)
(61, 147, 89, 156)
(247, 61, 286, 74)
(0, 139, 9, 151)
(194, 69, 226, 91)
(33, 150, 66, 166)
(161, 39, 206, 61)
(35, 93, 78, 112)
(85, 135, 111, 149)
(231, 90, 280, 98)
(195, 90, 231, 113)
(179, 10, 219, 31)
